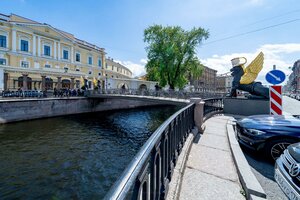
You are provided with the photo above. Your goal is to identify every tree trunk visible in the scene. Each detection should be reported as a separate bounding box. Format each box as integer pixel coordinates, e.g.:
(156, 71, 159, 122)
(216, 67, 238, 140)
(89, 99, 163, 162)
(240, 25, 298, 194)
(169, 84, 175, 90)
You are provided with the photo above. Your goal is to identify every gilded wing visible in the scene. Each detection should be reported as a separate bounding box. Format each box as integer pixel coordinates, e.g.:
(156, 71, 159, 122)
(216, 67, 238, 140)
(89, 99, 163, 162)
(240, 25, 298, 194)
(240, 52, 264, 84)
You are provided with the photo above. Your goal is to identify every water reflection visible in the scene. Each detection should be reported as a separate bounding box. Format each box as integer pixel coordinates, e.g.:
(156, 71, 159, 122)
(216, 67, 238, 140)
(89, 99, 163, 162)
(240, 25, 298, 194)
(0, 105, 179, 199)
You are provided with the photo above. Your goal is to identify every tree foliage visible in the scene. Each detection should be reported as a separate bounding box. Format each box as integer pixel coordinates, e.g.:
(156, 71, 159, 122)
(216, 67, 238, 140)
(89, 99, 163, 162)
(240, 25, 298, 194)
(144, 25, 209, 89)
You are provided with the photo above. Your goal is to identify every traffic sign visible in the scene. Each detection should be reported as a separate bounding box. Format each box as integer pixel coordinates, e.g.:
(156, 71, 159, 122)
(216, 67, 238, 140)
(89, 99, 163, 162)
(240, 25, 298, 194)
(265, 70, 286, 85)
(270, 85, 282, 115)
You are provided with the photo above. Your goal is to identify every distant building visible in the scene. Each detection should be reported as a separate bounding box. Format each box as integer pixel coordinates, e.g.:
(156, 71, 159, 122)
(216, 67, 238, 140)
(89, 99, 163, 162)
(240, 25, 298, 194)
(286, 60, 300, 93)
(216, 73, 233, 93)
(190, 66, 217, 92)
(105, 58, 132, 79)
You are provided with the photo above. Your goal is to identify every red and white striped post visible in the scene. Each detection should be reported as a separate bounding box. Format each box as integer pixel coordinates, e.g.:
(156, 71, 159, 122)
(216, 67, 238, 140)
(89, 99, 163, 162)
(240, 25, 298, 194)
(270, 85, 282, 115)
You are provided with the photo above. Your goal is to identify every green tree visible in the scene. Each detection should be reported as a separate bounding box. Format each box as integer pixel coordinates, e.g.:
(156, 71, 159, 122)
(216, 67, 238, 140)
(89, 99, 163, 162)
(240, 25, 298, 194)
(144, 25, 209, 89)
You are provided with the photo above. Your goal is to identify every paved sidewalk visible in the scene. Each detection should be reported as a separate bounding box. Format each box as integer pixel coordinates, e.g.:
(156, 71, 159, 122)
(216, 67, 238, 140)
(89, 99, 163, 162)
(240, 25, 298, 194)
(283, 96, 300, 115)
(179, 115, 245, 200)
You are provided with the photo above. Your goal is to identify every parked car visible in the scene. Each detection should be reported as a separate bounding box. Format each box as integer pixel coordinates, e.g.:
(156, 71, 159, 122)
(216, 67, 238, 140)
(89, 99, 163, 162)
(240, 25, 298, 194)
(275, 142, 300, 199)
(236, 115, 300, 160)
(290, 93, 297, 99)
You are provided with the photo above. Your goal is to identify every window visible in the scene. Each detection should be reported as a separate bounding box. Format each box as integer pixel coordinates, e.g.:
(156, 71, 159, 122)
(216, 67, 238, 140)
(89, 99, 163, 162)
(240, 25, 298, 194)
(98, 72, 101, 76)
(98, 59, 102, 67)
(88, 56, 92, 65)
(76, 53, 80, 62)
(21, 61, 29, 68)
(34, 62, 40, 68)
(45, 64, 51, 68)
(76, 68, 80, 72)
(0, 58, 6, 65)
(105, 63, 108, 68)
(89, 71, 92, 75)
(44, 45, 51, 56)
(21, 40, 29, 52)
(0, 35, 6, 48)
(64, 67, 68, 73)
(63, 50, 69, 60)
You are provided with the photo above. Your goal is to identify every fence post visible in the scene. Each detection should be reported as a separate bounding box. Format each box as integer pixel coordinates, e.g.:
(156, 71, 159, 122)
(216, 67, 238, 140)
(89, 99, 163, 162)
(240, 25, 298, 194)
(190, 98, 205, 133)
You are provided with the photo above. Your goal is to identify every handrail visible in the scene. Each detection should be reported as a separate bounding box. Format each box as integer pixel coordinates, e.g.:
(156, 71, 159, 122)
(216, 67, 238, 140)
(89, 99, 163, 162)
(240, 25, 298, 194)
(89, 89, 226, 100)
(104, 97, 223, 200)
(105, 103, 195, 200)
(203, 98, 224, 117)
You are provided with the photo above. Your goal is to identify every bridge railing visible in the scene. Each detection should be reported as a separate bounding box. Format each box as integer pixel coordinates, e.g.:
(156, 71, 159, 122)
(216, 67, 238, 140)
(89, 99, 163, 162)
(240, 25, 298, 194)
(90, 88, 226, 99)
(203, 98, 224, 118)
(105, 103, 195, 200)
(104, 98, 224, 200)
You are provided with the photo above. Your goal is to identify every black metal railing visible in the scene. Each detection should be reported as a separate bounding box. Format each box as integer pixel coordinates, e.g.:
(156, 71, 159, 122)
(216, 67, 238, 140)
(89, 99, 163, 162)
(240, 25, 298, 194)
(104, 103, 195, 200)
(203, 98, 224, 117)
(90, 88, 226, 100)
(1, 90, 44, 98)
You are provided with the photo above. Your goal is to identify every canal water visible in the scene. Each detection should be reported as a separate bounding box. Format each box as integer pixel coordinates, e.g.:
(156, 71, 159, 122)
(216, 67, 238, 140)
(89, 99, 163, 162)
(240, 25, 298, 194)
(0, 105, 179, 199)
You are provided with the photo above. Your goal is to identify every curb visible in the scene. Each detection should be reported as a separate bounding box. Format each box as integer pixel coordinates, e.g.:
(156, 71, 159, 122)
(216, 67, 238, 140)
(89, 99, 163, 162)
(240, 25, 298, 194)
(166, 127, 198, 200)
(226, 118, 267, 200)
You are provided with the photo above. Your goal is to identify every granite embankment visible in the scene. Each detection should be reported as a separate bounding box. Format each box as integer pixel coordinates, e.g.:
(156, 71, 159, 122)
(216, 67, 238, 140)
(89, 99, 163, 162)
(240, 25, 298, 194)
(0, 97, 167, 123)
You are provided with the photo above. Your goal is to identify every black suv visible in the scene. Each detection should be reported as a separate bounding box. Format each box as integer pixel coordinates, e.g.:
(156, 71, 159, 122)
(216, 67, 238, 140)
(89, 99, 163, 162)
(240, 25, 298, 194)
(275, 143, 300, 200)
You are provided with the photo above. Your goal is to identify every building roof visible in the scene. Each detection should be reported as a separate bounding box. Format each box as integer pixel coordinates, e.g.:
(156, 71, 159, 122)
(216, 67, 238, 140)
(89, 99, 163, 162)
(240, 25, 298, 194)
(203, 65, 218, 73)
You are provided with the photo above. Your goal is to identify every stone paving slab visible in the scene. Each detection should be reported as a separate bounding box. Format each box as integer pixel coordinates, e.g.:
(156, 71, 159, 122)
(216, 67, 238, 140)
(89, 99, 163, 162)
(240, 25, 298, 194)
(180, 168, 244, 200)
(187, 145, 238, 181)
(198, 134, 230, 151)
(205, 118, 229, 125)
(283, 96, 300, 115)
(179, 115, 245, 199)
(203, 125, 227, 136)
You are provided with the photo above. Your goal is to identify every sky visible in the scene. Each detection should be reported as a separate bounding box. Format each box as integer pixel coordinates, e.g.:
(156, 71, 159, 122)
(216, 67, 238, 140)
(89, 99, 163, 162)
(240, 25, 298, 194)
(1, 0, 300, 84)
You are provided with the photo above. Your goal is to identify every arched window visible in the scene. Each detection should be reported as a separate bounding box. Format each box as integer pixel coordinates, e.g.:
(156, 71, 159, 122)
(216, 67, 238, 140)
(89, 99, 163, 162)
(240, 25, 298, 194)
(139, 84, 147, 91)
(62, 79, 71, 89)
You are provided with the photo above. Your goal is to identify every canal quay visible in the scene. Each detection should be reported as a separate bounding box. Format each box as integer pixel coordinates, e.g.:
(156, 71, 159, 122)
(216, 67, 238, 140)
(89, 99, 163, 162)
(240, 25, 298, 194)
(0, 93, 224, 200)
(1, 92, 290, 200)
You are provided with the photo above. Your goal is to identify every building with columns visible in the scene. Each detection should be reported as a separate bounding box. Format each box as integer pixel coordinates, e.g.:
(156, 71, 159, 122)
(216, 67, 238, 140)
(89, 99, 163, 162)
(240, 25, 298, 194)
(0, 13, 133, 91)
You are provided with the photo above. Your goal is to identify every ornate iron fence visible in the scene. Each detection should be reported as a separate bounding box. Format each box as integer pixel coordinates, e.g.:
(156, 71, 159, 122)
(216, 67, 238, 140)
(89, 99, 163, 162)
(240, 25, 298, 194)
(203, 98, 224, 117)
(104, 103, 195, 200)
(90, 88, 226, 99)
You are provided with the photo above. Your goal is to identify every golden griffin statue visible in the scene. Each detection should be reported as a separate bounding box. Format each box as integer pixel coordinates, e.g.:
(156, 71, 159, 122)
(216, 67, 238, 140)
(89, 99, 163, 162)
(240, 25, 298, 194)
(228, 52, 269, 99)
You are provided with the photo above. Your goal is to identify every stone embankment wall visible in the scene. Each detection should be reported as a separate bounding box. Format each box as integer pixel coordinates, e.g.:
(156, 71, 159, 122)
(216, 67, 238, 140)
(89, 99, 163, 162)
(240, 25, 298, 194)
(0, 97, 167, 124)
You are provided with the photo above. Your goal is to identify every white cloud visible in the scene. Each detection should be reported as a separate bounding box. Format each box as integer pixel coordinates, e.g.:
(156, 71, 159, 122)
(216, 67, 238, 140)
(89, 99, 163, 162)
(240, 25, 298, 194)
(140, 58, 148, 65)
(115, 59, 147, 77)
(200, 43, 300, 84)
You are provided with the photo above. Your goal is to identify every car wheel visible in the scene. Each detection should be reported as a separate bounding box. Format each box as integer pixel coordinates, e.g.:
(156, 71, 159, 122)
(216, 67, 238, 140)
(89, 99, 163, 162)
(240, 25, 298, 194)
(265, 139, 295, 161)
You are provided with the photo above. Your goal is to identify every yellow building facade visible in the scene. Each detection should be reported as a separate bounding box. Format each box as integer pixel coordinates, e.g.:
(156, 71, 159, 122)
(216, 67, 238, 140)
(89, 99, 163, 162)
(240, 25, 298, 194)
(0, 13, 132, 91)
